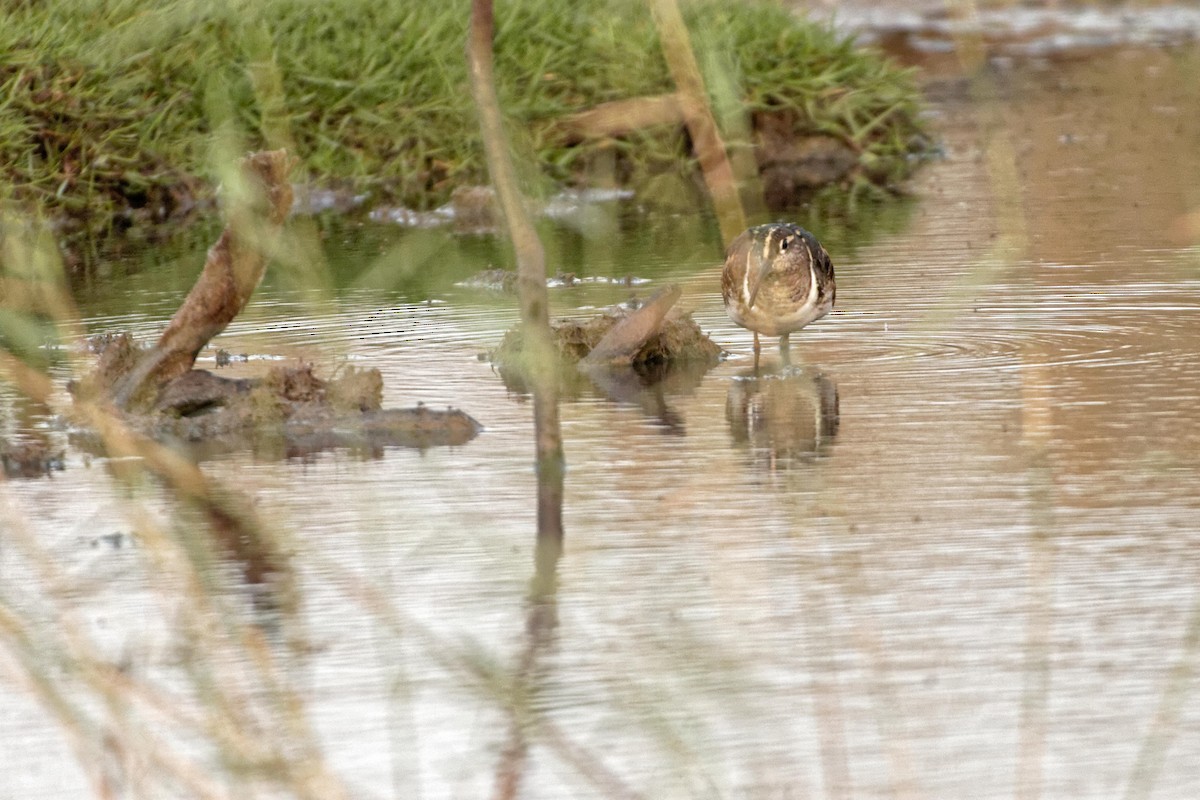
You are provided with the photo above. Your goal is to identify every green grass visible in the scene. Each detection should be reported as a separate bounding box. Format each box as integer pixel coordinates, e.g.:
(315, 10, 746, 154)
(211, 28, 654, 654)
(0, 0, 928, 238)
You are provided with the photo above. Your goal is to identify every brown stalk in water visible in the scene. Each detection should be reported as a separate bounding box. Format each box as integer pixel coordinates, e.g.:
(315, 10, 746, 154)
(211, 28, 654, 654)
(112, 149, 295, 409)
(466, 0, 565, 559)
(648, 0, 746, 245)
(467, 4, 567, 798)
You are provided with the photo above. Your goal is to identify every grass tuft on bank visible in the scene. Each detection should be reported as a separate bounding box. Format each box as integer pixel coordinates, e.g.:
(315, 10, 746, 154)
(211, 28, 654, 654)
(0, 0, 928, 236)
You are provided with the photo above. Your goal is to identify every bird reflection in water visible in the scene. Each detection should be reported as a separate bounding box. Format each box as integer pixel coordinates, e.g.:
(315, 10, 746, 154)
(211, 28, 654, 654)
(726, 367, 839, 470)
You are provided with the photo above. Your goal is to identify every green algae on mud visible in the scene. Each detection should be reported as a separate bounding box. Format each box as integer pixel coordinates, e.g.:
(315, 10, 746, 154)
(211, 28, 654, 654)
(0, 0, 928, 243)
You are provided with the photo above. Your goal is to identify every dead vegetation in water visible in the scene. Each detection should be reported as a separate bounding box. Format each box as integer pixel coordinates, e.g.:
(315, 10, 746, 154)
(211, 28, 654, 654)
(68, 150, 481, 455)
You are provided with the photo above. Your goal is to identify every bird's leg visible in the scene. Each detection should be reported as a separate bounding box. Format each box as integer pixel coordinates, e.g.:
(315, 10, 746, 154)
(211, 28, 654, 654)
(753, 332, 761, 372)
(779, 332, 791, 367)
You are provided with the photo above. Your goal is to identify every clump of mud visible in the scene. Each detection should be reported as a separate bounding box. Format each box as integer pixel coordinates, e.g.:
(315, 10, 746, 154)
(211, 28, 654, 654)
(491, 298, 723, 377)
(0, 437, 65, 478)
(71, 337, 480, 454)
(71, 332, 145, 400)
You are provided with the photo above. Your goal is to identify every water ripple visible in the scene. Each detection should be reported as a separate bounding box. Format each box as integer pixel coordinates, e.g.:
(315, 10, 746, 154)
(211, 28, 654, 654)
(800, 276, 1200, 378)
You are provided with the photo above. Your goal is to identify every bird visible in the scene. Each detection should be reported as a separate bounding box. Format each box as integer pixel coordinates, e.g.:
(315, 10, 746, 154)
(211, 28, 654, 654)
(721, 222, 836, 369)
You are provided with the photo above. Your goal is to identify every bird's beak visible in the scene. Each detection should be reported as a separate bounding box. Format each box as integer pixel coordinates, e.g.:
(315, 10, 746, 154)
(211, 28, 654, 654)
(745, 249, 772, 307)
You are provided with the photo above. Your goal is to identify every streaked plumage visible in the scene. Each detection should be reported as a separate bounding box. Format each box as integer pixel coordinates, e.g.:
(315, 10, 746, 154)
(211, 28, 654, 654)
(720, 223, 836, 367)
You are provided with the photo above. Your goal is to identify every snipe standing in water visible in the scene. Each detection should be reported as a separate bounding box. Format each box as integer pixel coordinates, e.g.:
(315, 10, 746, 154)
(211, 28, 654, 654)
(721, 222, 836, 368)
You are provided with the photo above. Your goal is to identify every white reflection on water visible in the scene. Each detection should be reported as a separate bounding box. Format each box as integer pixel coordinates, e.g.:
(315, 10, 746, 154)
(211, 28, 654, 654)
(4, 47, 1200, 800)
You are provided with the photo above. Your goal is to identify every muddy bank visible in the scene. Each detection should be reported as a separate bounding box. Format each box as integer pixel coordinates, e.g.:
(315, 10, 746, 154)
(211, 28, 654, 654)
(1, 0, 927, 255)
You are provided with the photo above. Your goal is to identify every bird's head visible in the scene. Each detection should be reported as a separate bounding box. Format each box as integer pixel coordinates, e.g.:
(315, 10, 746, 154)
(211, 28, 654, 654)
(731, 223, 828, 307)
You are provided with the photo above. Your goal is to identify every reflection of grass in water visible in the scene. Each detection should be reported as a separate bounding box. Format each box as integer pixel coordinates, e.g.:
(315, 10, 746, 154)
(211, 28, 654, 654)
(1, 143, 348, 794)
(789, 189, 919, 259)
(67, 185, 916, 315)
(0, 398, 324, 796)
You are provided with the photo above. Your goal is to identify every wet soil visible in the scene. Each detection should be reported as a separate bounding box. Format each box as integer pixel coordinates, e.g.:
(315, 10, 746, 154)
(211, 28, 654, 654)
(70, 334, 480, 456)
(0, 436, 65, 478)
(489, 290, 723, 394)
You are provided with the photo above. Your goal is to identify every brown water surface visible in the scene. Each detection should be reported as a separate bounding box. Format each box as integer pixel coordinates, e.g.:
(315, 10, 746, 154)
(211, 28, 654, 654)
(3, 44, 1200, 800)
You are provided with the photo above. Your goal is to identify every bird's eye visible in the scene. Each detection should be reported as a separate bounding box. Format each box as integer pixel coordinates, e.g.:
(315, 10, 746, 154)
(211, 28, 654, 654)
(780, 239, 789, 251)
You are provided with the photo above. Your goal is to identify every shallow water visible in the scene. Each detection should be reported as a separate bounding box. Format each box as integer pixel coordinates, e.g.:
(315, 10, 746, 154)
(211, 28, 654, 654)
(4, 45, 1200, 800)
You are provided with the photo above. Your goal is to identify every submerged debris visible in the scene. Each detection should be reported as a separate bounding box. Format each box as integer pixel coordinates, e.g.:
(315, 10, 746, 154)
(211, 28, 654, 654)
(372, 186, 640, 234)
(0, 437, 65, 478)
(457, 269, 649, 293)
(457, 268, 520, 292)
(213, 348, 248, 367)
